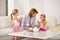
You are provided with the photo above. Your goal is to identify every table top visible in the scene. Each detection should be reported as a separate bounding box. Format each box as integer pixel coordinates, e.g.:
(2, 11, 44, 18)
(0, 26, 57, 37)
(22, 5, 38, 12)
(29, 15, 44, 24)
(8, 25, 60, 39)
(8, 30, 60, 39)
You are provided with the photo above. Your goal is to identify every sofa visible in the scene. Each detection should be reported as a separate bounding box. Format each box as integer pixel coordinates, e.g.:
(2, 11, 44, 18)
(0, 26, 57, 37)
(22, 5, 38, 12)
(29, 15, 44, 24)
(0, 16, 13, 40)
(0, 16, 60, 40)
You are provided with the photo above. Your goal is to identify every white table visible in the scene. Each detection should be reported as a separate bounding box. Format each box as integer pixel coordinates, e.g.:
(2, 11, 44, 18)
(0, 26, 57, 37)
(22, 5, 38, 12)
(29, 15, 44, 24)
(8, 30, 60, 40)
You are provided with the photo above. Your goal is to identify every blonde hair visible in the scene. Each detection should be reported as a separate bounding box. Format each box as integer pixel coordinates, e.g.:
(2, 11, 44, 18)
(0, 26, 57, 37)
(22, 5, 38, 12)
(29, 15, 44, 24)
(11, 9, 18, 20)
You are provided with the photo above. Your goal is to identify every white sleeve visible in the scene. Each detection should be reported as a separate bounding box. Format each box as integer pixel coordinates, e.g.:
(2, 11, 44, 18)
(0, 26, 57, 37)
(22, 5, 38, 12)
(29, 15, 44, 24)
(17, 15, 23, 19)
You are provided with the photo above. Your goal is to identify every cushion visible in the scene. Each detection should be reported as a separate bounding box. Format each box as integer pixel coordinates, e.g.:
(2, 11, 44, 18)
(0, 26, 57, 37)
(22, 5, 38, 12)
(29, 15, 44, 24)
(0, 27, 13, 36)
(0, 16, 10, 28)
(46, 16, 57, 27)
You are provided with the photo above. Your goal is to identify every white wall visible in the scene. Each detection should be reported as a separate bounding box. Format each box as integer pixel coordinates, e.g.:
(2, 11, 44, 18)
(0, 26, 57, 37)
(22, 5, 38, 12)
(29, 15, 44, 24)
(30, 0, 44, 21)
(8, 0, 14, 16)
(14, 0, 30, 16)
(8, 0, 60, 24)
(0, 0, 6, 16)
(8, 0, 30, 16)
(30, 0, 60, 24)
(44, 0, 60, 24)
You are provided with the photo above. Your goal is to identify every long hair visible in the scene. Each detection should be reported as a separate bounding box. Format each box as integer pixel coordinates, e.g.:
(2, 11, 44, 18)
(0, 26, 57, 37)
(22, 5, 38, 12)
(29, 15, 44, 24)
(11, 9, 18, 20)
(29, 8, 38, 18)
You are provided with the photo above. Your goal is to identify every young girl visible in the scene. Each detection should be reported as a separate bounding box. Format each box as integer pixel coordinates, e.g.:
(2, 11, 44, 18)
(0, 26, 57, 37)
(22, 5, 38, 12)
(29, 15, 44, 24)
(10, 9, 23, 40)
(39, 14, 48, 31)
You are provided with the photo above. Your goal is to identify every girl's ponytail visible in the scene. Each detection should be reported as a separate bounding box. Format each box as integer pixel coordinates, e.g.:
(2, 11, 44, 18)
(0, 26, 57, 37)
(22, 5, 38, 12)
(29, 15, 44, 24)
(11, 14, 13, 20)
(10, 9, 18, 21)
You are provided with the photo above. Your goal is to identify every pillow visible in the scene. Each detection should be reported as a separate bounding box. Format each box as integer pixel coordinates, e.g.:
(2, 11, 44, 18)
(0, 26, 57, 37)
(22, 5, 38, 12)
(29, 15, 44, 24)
(46, 16, 57, 27)
(0, 16, 10, 28)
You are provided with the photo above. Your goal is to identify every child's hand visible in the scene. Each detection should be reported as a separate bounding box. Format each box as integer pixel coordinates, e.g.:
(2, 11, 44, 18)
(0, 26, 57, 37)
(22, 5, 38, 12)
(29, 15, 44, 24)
(23, 24, 27, 27)
(35, 22, 40, 28)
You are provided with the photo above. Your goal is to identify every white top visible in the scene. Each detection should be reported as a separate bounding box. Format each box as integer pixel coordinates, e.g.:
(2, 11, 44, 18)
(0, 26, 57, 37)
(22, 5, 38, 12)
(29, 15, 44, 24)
(13, 20, 20, 26)
(38, 20, 47, 27)
(13, 15, 21, 26)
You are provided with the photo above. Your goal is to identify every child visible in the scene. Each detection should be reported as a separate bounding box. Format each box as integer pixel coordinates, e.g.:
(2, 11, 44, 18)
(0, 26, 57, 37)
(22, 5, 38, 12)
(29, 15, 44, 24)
(10, 9, 23, 40)
(39, 14, 48, 31)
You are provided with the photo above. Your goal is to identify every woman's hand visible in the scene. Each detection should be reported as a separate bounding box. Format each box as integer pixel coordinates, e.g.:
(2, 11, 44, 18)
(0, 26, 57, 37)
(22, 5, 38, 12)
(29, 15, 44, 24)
(29, 24, 33, 27)
(23, 23, 27, 27)
(23, 24, 32, 27)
